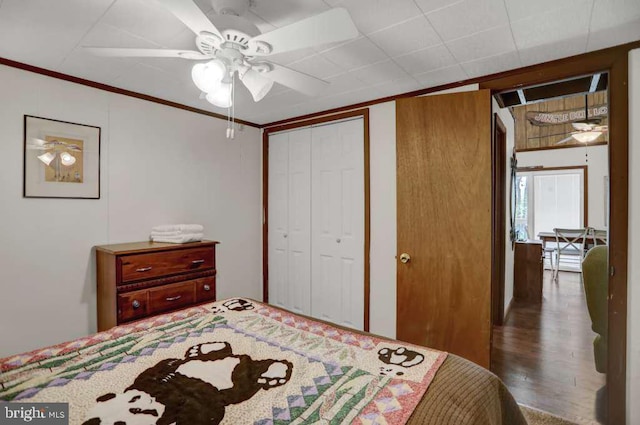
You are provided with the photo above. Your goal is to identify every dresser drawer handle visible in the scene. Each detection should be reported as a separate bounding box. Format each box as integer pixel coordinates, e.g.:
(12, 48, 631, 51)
(191, 259, 205, 265)
(203, 284, 211, 291)
(132, 300, 141, 309)
(165, 295, 182, 302)
(136, 267, 153, 272)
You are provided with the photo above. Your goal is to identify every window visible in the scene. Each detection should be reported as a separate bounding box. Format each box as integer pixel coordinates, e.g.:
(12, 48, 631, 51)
(515, 168, 585, 240)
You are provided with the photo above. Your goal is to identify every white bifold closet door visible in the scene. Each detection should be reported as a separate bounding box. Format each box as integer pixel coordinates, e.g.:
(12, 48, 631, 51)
(310, 119, 364, 330)
(267, 118, 364, 330)
(268, 128, 312, 315)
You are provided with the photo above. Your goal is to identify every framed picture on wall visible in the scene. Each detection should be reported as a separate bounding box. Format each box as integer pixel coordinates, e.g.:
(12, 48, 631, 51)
(23, 115, 101, 199)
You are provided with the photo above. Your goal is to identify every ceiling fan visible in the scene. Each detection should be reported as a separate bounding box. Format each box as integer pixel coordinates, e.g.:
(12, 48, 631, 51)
(84, 0, 359, 110)
(556, 94, 608, 145)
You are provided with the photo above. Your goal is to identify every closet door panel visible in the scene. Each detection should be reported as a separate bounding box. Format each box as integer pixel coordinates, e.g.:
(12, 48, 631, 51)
(287, 128, 312, 315)
(311, 119, 364, 330)
(268, 133, 289, 310)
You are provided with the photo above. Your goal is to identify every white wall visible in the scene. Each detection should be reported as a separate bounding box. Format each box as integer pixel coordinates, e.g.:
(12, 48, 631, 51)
(517, 145, 609, 231)
(627, 47, 640, 425)
(492, 99, 516, 317)
(0, 64, 263, 358)
(368, 102, 397, 338)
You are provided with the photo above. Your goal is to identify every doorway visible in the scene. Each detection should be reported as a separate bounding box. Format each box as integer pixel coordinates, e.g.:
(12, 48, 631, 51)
(491, 75, 610, 424)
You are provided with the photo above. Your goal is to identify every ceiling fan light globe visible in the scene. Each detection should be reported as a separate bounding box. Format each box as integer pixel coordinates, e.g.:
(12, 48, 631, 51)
(572, 131, 602, 143)
(205, 82, 233, 108)
(240, 68, 274, 102)
(37, 152, 56, 166)
(191, 60, 226, 93)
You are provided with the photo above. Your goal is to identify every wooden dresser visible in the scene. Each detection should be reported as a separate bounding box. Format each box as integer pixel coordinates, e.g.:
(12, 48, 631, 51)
(514, 240, 543, 303)
(95, 240, 219, 331)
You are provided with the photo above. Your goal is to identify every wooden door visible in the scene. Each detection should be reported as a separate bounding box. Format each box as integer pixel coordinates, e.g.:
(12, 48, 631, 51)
(311, 118, 365, 330)
(396, 90, 492, 368)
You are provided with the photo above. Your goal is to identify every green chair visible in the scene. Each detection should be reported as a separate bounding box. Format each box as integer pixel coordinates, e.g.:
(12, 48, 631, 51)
(581, 246, 608, 373)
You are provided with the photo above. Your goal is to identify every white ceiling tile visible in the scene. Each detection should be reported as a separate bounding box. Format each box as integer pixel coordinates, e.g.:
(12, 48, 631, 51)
(288, 54, 345, 79)
(446, 25, 516, 62)
(351, 60, 412, 85)
(426, 0, 509, 41)
(368, 16, 442, 58)
(101, 0, 189, 47)
(413, 64, 468, 88)
(414, 0, 464, 14)
(505, 0, 588, 22)
(372, 76, 423, 98)
(321, 37, 388, 71)
(588, 16, 640, 51)
(335, 0, 424, 34)
(57, 48, 137, 84)
(80, 22, 160, 49)
(394, 44, 457, 75)
(461, 50, 521, 78)
(250, 0, 329, 28)
(0, 0, 113, 68)
(590, 0, 640, 31)
(511, 1, 591, 50)
(519, 36, 587, 66)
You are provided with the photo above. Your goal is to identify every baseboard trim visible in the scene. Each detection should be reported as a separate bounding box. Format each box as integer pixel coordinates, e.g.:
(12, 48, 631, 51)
(504, 298, 514, 323)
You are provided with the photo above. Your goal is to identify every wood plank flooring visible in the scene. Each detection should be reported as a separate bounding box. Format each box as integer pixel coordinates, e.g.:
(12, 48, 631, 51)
(492, 271, 607, 424)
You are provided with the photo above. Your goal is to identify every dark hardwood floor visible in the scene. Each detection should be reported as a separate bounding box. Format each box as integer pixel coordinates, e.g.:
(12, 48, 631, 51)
(492, 271, 607, 424)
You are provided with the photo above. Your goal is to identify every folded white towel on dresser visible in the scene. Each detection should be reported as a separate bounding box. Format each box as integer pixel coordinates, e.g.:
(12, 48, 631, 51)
(152, 224, 204, 233)
(150, 230, 184, 237)
(150, 233, 204, 244)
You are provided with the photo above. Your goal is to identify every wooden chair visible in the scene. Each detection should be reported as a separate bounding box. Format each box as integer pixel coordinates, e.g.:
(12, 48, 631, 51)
(552, 228, 589, 281)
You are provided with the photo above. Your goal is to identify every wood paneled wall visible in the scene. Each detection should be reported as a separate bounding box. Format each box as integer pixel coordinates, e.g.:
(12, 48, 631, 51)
(513, 91, 608, 151)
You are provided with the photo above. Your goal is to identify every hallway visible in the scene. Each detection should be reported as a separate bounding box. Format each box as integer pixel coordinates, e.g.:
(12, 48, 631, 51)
(492, 271, 606, 424)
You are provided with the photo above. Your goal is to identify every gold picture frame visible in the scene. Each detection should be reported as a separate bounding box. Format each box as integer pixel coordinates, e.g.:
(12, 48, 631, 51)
(23, 115, 101, 199)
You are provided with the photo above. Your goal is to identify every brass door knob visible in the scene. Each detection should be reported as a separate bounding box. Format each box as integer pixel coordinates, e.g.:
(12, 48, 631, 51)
(400, 253, 411, 264)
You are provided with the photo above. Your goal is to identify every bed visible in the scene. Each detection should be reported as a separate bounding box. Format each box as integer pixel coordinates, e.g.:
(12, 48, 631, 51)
(0, 298, 526, 425)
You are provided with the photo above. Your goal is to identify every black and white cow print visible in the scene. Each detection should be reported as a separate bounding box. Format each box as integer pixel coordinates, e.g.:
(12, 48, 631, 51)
(378, 347, 425, 377)
(82, 342, 292, 425)
(212, 298, 255, 314)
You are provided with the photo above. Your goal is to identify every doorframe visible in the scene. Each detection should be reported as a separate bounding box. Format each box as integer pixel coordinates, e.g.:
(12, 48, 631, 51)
(481, 48, 630, 424)
(262, 108, 371, 331)
(491, 113, 507, 326)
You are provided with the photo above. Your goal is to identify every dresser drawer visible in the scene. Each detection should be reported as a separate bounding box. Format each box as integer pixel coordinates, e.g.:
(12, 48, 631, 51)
(148, 280, 195, 315)
(195, 277, 216, 303)
(117, 289, 149, 323)
(119, 247, 214, 283)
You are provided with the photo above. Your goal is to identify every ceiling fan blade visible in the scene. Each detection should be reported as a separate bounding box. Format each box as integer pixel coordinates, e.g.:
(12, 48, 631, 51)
(246, 8, 358, 56)
(556, 135, 576, 145)
(263, 63, 329, 96)
(84, 47, 208, 59)
(150, 0, 224, 39)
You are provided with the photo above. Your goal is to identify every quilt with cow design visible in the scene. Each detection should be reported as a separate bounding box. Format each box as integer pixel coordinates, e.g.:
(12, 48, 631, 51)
(0, 299, 447, 425)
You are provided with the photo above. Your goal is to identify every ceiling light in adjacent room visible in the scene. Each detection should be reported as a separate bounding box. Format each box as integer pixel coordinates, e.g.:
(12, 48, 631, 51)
(191, 60, 227, 93)
(572, 131, 603, 143)
(206, 82, 233, 108)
